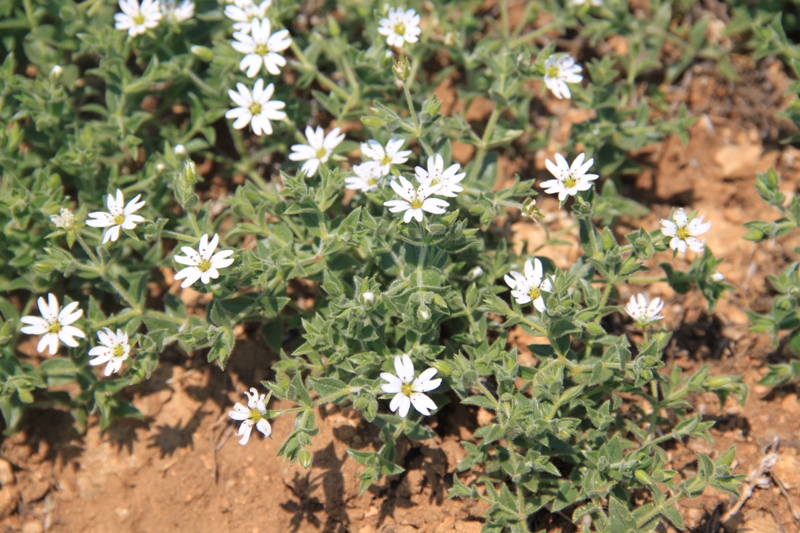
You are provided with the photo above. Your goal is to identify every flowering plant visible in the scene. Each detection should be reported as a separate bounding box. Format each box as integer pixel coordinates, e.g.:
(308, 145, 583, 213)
(0, 0, 756, 530)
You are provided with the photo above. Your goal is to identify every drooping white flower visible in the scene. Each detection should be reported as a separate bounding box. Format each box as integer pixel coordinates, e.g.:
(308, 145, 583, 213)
(50, 208, 75, 230)
(86, 189, 146, 244)
(19, 294, 85, 355)
(344, 162, 384, 192)
(380, 354, 441, 418)
(414, 154, 465, 198)
(543, 54, 583, 100)
(224, 0, 271, 34)
(88, 328, 132, 376)
(625, 294, 664, 327)
(226, 79, 286, 135)
(504, 258, 553, 312)
(160, 0, 194, 23)
(228, 388, 272, 445)
(114, 0, 162, 37)
(232, 18, 292, 77)
(540, 153, 599, 201)
(660, 208, 711, 254)
(173, 233, 235, 288)
(377, 7, 421, 48)
(288, 126, 345, 177)
(384, 176, 449, 223)
(360, 136, 412, 177)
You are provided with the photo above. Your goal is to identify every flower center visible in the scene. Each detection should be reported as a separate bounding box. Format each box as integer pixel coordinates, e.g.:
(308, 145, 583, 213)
(198, 259, 212, 272)
(429, 177, 440, 187)
(380, 155, 392, 166)
(528, 287, 541, 300)
(401, 382, 413, 396)
(113, 213, 125, 225)
(563, 176, 577, 188)
(409, 197, 423, 209)
(133, 13, 146, 25)
(367, 176, 378, 186)
(49, 322, 61, 334)
(255, 43, 268, 56)
(676, 227, 690, 240)
(113, 344, 125, 357)
(547, 65, 560, 78)
(249, 102, 262, 115)
(394, 22, 406, 36)
(250, 408, 262, 421)
(315, 147, 327, 159)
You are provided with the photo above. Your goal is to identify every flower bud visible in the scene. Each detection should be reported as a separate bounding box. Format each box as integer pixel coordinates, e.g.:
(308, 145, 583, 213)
(417, 305, 431, 321)
(156, 163, 166, 173)
(359, 291, 376, 308)
(443, 32, 457, 47)
(174, 144, 187, 157)
(298, 449, 313, 468)
(711, 272, 725, 282)
(392, 56, 411, 82)
(190, 45, 215, 62)
(467, 266, 484, 281)
(183, 160, 198, 184)
(50, 65, 63, 80)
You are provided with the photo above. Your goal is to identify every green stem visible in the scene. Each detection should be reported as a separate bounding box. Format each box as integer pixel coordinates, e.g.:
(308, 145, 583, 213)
(161, 230, 198, 243)
(402, 82, 420, 134)
(468, 106, 501, 182)
(474, 379, 501, 410)
(186, 210, 202, 237)
(500, 0, 510, 40)
(509, 21, 559, 49)
(290, 41, 350, 101)
(92, 309, 141, 329)
(74, 232, 101, 267)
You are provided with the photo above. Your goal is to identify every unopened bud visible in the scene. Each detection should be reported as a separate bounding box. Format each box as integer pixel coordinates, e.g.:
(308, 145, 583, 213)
(298, 449, 313, 468)
(359, 292, 376, 307)
(417, 305, 431, 321)
(174, 144, 187, 157)
(392, 56, 411, 82)
(711, 272, 725, 282)
(183, 160, 198, 184)
(190, 45, 215, 62)
(467, 266, 484, 281)
(521, 198, 543, 221)
(50, 65, 63, 80)
(443, 32, 457, 47)
(156, 163, 166, 173)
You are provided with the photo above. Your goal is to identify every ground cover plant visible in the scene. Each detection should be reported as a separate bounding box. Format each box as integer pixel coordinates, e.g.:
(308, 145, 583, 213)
(1, 0, 799, 531)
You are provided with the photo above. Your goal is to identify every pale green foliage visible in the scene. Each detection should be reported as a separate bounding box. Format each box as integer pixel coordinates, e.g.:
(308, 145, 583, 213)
(0, 0, 757, 531)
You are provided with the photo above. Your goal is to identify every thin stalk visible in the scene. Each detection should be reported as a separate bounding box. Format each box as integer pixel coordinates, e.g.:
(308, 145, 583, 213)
(468, 106, 501, 182)
(402, 82, 420, 134)
(500, 0, 510, 40)
(186, 210, 202, 237)
(509, 21, 559, 49)
(290, 41, 350, 101)
(74, 232, 101, 266)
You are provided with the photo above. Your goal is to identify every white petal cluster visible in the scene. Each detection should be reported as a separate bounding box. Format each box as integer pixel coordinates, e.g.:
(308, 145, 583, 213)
(224, 0, 270, 33)
(228, 388, 272, 445)
(504, 258, 553, 312)
(226, 79, 286, 136)
(380, 354, 441, 418)
(415, 154, 465, 198)
(160, 0, 194, 23)
(115, 0, 162, 36)
(543, 54, 583, 100)
(361, 136, 412, 177)
(625, 294, 664, 327)
(344, 162, 384, 192)
(86, 189, 146, 244)
(50, 208, 75, 230)
(571, 0, 602, 5)
(660, 208, 711, 254)
(384, 176, 449, 223)
(20, 294, 85, 355)
(232, 18, 292, 78)
(173, 233, 235, 288)
(88, 328, 132, 376)
(289, 126, 345, 177)
(540, 153, 599, 201)
(377, 7, 421, 48)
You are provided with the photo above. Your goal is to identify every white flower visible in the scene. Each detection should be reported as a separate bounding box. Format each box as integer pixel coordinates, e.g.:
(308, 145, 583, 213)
(660, 208, 711, 254)
(50, 65, 63, 79)
(344, 162, 384, 192)
(360, 136, 412, 177)
(232, 18, 292, 77)
(88, 328, 132, 376)
(50, 208, 75, 230)
(543, 54, 583, 99)
(384, 176, 449, 223)
(19, 294, 85, 355)
(226, 79, 286, 135)
(288, 126, 345, 177)
(360, 292, 376, 307)
(504, 258, 553, 312)
(625, 294, 664, 326)
(414, 154, 465, 198)
(160, 0, 194, 23)
(86, 189, 146, 244)
(114, 0, 162, 37)
(224, 0, 270, 34)
(173, 233, 235, 288)
(571, 0, 602, 5)
(377, 7, 421, 48)
(380, 354, 441, 418)
(711, 272, 725, 282)
(540, 152, 599, 201)
(228, 388, 272, 445)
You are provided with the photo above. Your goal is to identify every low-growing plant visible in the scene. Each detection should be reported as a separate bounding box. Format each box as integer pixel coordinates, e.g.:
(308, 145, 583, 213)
(0, 0, 752, 530)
